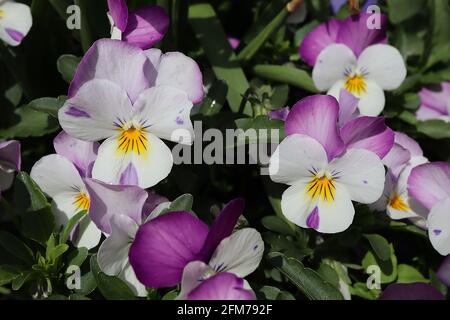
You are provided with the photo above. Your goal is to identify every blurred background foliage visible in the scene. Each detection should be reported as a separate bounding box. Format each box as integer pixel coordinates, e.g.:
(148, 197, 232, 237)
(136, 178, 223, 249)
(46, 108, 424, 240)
(0, 0, 449, 300)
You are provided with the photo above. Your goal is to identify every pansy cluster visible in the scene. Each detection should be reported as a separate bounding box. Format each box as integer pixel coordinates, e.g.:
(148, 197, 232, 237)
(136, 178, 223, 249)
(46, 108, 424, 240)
(0, 0, 449, 301)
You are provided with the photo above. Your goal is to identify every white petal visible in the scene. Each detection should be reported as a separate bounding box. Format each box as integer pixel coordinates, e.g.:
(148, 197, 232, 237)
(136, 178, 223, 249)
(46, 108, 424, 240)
(177, 261, 213, 300)
(0, 1, 32, 46)
(269, 134, 328, 185)
(356, 80, 385, 116)
(72, 217, 102, 249)
(133, 86, 194, 144)
(120, 262, 147, 297)
(428, 198, 450, 256)
(51, 192, 84, 226)
(30, 154, 85, 198)
(357, 44, 407, 90)
(59, 79, 133, 141)
(209, 228, 264, 278)
(329, 149, 385, 204)
(312, 44, 357, 91)
(92, 133, 173, 189)
(281, 181, 315, 227)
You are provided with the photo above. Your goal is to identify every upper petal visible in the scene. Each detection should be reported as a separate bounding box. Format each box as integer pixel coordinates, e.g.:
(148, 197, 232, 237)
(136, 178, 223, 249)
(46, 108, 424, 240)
(394, 131, 423, 157)
(0, 1, 32, 46)
(336, 12, 387, 57)
(186, 273, 255, 300)
(357, 44, 407, 90)
(340, 116, 394, 159)
(328, 148, 385, 204)
(68, 39, 150, 103)
(285, 95, 345, 160)
(53, 131, 99, 178)
(129, 211, 209, 288)
(408, 162, 450, 210)
(107, 0, 128, 32)
(299, 19, 341, 66)
(84, 178, 148, 234)
(312, 44, 357, 91)
(123, 5, 169, 49)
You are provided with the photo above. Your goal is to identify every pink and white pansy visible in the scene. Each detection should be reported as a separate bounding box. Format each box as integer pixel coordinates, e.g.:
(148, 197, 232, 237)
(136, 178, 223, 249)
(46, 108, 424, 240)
(0, 0, 32, 46)
(300, 13, 406, 116)
(416, 82, 450, 122)
(58, 39, 204, 189)
(408, 162, 450, 255)
(269, 95, 389, 233)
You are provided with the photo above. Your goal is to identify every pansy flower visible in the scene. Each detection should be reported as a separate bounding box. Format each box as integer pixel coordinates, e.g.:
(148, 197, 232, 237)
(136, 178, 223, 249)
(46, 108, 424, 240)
(0, 0, 32, 46)
(128, 199, 264, 297)
(30, 132, 101, 249)
(58, 39, 204, 189)
(416, 82, 450, 122)
(84, 180, 168, 296)
(300, 12, 406, 116)
(0, 140, 20, 196)
(107, 0, 169, 49)
(408, 162, 450, 255)
(269, 95, 388, 233)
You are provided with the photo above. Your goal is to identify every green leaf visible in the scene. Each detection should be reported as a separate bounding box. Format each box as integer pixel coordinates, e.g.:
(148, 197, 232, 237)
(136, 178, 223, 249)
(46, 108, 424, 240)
(253, 65, 318, 92)
(362, 244, 398, 284)
(349, 282, 380, 300)
(261, 216, 295, 236)
(237, 7, 288, 62)
(169, 194, 194, 212)
(47, 244, 69, 263)
(397, 264, 428, 284)
(363, 234, 391, 262)
(59, 210, 87, 245)
(316, 263, 340, 289)
(14, 172, 48, 212)
(21, 207, 55, 244)
(268, 252, 344, 300)
(0, 265, 20, 286)
(258, 285, 295, 300)
(387, 0, 425, 24)
(74, 271, 97, 296)
(417, 120, 450, 139)
(11, 271, 33, 291)
(66, 248, 89, 268)
(198, 80, 227, 116)
(57, 55, 81, 83)
(28, 96, 67, 118)
(162, 290, 179, 300)
(0, 105, 60, 139)
(0, 231, 34, 265)
(90, 255, 135, 299)
(423, 0, 450, 69)
(188, 3, 251, 114)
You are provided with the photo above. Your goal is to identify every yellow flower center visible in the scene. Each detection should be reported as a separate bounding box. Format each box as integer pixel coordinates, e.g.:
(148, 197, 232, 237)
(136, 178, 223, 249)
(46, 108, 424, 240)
(74, 192, 90, 211)
(389, 194, 410, 212)
(344, 74, 367, 96)
(117, 126, 149, 156)
(306, 175, 336, 204)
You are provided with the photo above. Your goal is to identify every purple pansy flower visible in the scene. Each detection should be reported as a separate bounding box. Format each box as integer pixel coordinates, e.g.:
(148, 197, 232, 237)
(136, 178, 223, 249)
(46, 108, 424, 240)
(379, 283, 445, 300)
(30, 131, 102, 249)
(416, 82, 450, 122)
(107, 0, 169, 49)
(269, 94, 389, 233)
(408, 162, 450, 255)
(128, 199, 264, 294)
(0, 140, 21, 196)
(0, 0, 32, 46)
(58, 39, 204, 189)
(300, 12, 405, 116)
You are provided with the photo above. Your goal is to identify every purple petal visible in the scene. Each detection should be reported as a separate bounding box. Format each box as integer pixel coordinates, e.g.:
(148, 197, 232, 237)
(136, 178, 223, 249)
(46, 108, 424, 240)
(84, 178, 147, 234)
(416, 104, 446, 121)
(0, 140, 21, 172)
(186, 273, 255, 300)
(68, 39, 150, 104)
(338, 89, 359, 127)
(408, 162, 450, 210)
(285, 95, 345, 160)
(267, 107, 290, 121)
(418, 82, 450, 116)
(119, 162, 139, 185)
(199, 198, 245, 261)
(228, 36, 240, 50)
(340, 116, 394, 159)
(122, 5, 169, 49)
(336, 12, 388, 57)
(5, 28, 24, 43)
(299, 19, 341, 66)
(129, 212, 209, 288)
(394, 131, 423, 157)
(107, 0, 128, 32)
(437, 255, 450, 287)
(382, 143, 411, 178)
(306, 207, 320, 229)
(141, 191, 168, 219)
(379, 283, 444, 300)
(53, 131, 99, 178)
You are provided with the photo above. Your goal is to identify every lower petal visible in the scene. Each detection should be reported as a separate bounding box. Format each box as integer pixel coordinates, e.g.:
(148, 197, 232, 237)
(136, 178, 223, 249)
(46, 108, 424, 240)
(186, 273, 255, 300)
(428, 198, 450, 256)
(356, 80, 385, 116)
(71, 216, 102, 250)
